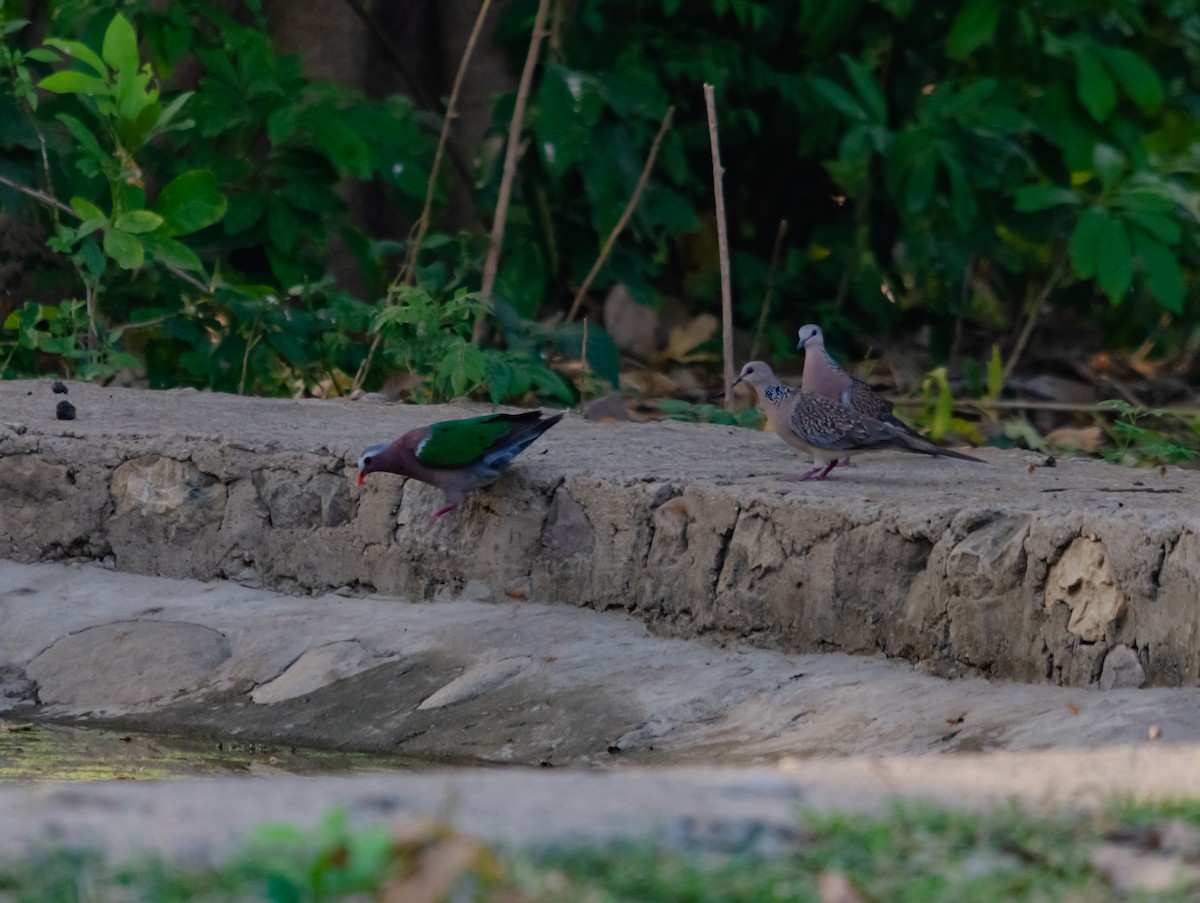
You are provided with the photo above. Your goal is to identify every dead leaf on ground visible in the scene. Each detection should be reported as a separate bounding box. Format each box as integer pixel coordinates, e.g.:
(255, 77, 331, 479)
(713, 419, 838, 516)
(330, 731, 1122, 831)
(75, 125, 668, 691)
(818, 869, 867, 903)
(1091, 843, 1200, 893)
(381, 835, 497, 903)
(622, 369, 681, 398)
(654, 314, 719, 366)
(1046, 426, 1103, 453)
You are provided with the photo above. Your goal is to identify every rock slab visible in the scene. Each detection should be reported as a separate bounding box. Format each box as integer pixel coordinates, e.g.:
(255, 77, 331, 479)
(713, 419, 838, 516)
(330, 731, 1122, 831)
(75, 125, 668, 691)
(2, 380, 1199, 687)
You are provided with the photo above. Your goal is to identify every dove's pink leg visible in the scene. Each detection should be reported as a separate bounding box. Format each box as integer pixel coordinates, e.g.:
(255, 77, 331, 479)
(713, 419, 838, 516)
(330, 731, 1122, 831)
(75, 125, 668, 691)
(800, 460, 840, 481)
(426, 503, 460, 531)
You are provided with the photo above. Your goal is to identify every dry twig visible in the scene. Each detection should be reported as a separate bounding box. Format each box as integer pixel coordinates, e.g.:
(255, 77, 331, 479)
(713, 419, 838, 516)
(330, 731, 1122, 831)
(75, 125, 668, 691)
(352, 0, 496, 394)
(474, 0, 552, 345)
(750, 219, 787, 359)
(566, 104, 675, 322)
(703, 83, 735, 410)
(1002, 253, 1067, 386)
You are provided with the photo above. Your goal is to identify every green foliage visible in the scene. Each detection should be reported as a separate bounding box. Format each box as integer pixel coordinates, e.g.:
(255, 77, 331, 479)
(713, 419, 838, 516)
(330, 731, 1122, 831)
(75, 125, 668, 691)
(489, 0, 1200, 361)
(1100, 399, 1200, 466)
(6, 799, 1200, 900)
(372, 285, 573, 405)
(0, 1, 592, 403)
(657, 398, 764, 429)
(5, 0, 1200, 410)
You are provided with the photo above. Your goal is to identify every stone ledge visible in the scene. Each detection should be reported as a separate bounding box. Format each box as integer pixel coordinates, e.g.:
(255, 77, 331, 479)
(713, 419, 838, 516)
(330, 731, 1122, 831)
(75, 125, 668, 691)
(2, 379, 1197, 687)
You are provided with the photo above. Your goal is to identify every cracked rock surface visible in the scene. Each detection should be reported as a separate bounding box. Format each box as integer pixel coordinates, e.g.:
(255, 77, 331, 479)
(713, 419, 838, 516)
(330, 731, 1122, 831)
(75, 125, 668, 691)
(2, 379, 1199, 686)
(3, 560, 1199, 763)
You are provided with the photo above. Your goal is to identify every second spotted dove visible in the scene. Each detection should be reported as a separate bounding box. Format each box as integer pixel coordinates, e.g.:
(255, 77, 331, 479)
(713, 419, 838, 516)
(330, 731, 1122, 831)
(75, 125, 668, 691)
(796, 324, 919, 435)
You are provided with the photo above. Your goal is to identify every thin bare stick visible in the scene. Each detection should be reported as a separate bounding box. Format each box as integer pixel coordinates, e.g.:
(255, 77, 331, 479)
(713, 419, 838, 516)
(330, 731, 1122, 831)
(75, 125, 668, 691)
(0, 171, 73, 216)
(704, 84, 735, 410)
(84, 280, 97, 347)
(238, 332, 259, 396)
(888, 397, 1200, 418)
(400, 0, 494, 290)
(566, 105, 675, 323)
(351, 0, 495, 395)
(1002, 253, 1067, 386)
(750, 219, 787, 359)
(473, 0, 552, 345)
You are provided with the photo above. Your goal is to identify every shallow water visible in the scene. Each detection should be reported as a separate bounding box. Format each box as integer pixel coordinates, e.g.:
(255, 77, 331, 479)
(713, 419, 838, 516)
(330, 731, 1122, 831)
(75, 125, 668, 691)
(0, 720, 416, 781)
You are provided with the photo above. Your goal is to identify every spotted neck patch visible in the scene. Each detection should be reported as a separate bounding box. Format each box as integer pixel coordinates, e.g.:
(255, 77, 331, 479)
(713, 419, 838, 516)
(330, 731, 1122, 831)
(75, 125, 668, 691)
(764, 384, 793, 404)
(823, 350, 845, 372)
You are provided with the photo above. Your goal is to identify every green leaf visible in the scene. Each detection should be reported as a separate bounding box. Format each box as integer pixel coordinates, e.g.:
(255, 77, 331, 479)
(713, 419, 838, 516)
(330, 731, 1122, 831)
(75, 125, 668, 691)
(56, 114, 106, 160)
(535, 64, 604, 176)
(1112, 190, 1176, 214)
(2, 18, 30, 36)
(1092, 144, 1125, 191)
(1133, 230, 1185, 314)
(25, 49, 61, 64)
(905, 150, 937, 214)
(811, 77, 868, 121)
(113, 209, 163, 234)
(1075, 49, 1116, 123)
(546, 321, 620, 387)
(840, 54, 886, 123)
(79, 237, 106, 278)
(266, 199, 300, 253)
(1101, 47, 1163, 114)
(43, 38, 108, 77)
(38, 70, 108, 96)
(101, 14, 140, 75)
(946, 0, 1001, 60)
(103, 228, 145, 270)
(155, 91, 193, 133)
(1069, 207, 1108, 279)
(1123, 210, 1180, 245)
(942, 154, 977, 229)
(266, 104, 299, 145)
(1095, 216, 1132, 304)
(1013, 184, 1079, 212)
(224, 192, 266, 235)
(70, 196, 106, 221)
(75, 218, 105, 240)
(437, 339, 488, 399)
(154, 170, 226, 236)
(986, 344, 1004, 399)
(141, 233, 204, 271)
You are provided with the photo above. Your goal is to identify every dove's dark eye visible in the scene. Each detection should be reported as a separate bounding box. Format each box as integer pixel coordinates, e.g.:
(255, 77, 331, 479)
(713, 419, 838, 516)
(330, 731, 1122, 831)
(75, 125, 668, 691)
(364, 456, 373, 465)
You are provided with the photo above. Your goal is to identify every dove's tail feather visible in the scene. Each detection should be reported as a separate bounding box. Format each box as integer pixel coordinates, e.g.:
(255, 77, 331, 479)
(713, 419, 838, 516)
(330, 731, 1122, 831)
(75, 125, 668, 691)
(895, 432, 986, 463)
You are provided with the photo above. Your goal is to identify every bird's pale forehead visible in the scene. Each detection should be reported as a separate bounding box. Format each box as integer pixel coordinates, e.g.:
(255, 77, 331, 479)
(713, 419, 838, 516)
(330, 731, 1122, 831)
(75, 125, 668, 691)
(357, 443, 389, 466)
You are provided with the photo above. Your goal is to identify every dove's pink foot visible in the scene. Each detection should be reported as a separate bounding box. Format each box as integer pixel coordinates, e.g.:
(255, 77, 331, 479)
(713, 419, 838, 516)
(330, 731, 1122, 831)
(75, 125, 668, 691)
(800, 461, 840, 481)
(426, 503, 460, 531)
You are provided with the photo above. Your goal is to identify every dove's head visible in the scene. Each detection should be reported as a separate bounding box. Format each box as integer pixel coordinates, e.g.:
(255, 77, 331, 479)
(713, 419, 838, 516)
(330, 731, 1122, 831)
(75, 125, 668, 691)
(733, 361, 779, 394)
(796, 323, 824, 351)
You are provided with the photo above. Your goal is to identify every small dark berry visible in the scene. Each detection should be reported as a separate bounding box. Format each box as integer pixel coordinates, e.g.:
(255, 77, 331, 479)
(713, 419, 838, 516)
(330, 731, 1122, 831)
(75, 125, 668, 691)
(56, 400, 76, 421)
(51, 381, 68, 394)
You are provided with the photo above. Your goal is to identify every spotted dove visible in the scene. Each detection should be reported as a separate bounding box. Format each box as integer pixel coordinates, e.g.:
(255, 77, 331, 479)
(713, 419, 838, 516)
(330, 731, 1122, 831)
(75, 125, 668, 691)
(734, 361, 983, 480)
(796, 324, 919, 434)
